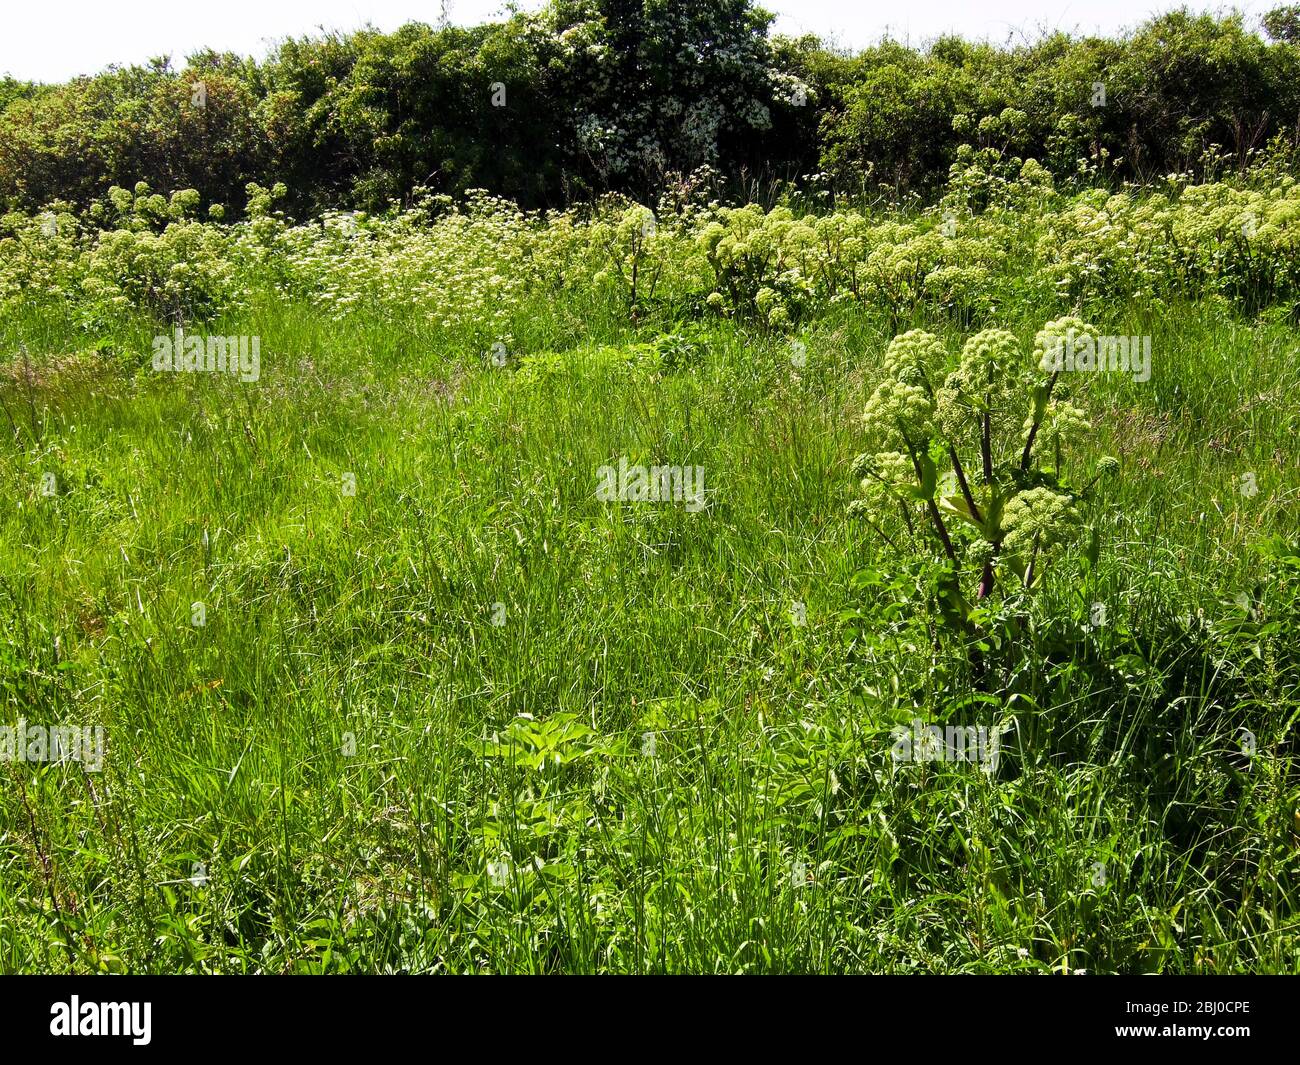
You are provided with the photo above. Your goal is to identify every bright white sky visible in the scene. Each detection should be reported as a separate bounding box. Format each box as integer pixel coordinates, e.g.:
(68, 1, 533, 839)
(1, 0, 1279, 83)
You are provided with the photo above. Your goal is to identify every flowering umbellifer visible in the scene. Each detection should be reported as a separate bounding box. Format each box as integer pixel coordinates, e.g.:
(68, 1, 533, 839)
(854, 318, 1119, 611)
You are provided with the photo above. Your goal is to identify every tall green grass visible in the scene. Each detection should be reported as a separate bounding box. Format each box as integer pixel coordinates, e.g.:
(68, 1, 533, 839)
(0, 279, 1296, 973)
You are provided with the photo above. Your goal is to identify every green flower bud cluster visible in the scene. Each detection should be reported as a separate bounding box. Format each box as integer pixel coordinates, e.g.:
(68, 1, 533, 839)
(1001, 485, 1082, 556)
(853, 316, 1114, 604)
(934, 328, 1022, 442)
(863, 379, 935, 449)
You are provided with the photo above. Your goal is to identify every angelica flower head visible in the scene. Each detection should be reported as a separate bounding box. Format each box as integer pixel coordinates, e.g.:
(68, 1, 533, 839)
(882, 329, 947, 384)
(853, 449, 913, 492)
(863, 379, 935, 448)
(935, 328, 1023, 436)
(1023, 400, 1091, 453)
(966, 538, 996, 570)
(1001, 486, 1082, 557)
(1034, 316, 1100, 375)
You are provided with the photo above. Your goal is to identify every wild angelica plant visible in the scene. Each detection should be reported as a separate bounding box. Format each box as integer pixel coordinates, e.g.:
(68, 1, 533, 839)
(851, 318, 1120, 619)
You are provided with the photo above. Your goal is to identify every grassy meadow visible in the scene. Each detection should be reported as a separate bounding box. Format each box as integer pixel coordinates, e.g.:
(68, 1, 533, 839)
(1, 168, 1299, 974)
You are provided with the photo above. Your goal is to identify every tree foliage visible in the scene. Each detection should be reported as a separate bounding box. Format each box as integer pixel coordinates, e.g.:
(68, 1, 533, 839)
(1, 3, 1297, 216)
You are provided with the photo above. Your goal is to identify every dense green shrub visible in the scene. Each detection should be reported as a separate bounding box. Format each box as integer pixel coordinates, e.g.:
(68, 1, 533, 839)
(4, 4, 1298, 216)
(0, 64, 265, 214)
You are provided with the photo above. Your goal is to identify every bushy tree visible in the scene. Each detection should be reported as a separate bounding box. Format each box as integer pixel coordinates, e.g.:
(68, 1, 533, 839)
(1264, 5, 1300, 43)
(548, 0, 796, 198)
(2, 3, 1298, 216)
(820, 42, 978, 196)
(0, 63, 264, 214)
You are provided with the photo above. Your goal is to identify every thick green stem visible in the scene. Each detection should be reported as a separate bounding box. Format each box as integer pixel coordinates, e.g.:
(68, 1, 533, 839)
(902, 434, 958, 566)
(1021, 370, 1060, 471)
(948, 446, 982, 523)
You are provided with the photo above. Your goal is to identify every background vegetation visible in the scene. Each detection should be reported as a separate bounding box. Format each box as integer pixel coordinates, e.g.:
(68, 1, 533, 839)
(4, 3, 1300, 215)
(0, 2, 1297, 973)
